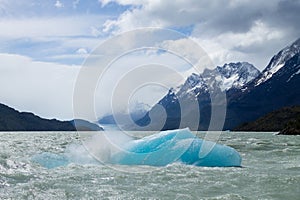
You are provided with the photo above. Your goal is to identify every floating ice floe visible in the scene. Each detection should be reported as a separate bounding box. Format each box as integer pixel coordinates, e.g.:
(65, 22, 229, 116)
(32, 128, 242, 168)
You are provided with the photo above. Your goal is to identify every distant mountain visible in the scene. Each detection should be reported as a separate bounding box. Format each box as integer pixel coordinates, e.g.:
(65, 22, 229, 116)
(253, 38, 300, 87)
(174, 62, 259, 97)
(72, 119, 103, 131)
(204, 62, 260, 91)
(98, 102, 150, 125)
(136, 62, 261, 130)
(234, 106, 300, 132)
(225, 38, 300, 129)
(136, 37, 300, 131)
(0, 103, 103, 131)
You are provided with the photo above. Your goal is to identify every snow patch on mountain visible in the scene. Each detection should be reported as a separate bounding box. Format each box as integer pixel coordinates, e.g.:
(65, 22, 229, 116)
(218, 73, 239, 91)
(176, 73, 208, 99)
(255, 63, 284, 86)
(255, 38, 300, 86)
(172, 62, 260, 101)
(287, 68, 300, 82)
(215, 62, 260, 91)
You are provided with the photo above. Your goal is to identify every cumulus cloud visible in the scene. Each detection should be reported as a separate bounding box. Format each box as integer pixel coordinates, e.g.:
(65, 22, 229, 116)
(100, 0, 300, 68)
(100, 0, 299, 35)
(194, 20, 286, 68)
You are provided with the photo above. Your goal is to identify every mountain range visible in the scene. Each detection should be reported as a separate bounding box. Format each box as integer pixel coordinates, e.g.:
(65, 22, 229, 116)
(98, 102, 150, 125)
(135, 37, 300, 131)
(3, 38, 299, 132)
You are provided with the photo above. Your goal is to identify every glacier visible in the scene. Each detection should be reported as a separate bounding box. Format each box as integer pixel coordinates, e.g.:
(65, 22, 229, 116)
(32, 128, 242, 168)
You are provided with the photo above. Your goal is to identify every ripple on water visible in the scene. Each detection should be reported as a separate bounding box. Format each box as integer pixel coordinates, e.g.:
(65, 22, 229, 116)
(0, 132, 299, 200)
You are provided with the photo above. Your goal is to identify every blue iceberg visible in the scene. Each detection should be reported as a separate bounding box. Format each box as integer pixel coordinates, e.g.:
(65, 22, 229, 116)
(111, 128, 242, 167)
(32, 128, 242, 168)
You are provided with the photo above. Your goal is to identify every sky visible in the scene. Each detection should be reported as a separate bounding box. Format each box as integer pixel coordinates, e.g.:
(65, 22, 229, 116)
(0, 0, 299, 120)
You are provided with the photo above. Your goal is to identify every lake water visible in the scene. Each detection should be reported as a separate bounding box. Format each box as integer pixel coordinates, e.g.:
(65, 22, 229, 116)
(0, 131, 299, 199)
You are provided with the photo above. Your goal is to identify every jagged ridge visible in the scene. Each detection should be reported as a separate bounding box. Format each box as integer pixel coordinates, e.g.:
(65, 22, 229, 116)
(136, 37, 300, 131)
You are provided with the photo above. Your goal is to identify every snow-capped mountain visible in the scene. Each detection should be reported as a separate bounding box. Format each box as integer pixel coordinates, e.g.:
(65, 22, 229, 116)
(206, 62, 260, 91)
(224, 38, 300, 129)
(135, 37, 300, 131)
(175, 73, 207, 100)
(136, 62, 260, 130)
(254, 38, 300, 86)
(175, 62, 260, 100)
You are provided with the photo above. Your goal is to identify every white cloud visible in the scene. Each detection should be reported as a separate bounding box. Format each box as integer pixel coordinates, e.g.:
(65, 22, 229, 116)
(193, 20, 286, 68)
(102, 5, 165, 34)
(92, 49, 193, 117)
(1, 0, 299, 120)
(76, 48, 88, 55)
(55, 0, 64, 8)
(99, 0, 146, 7)
(159, 38, 213, 70)
(47, 53, 88, 62)
(0, 15, 107, 39)
(0, 53, 80, 120)
(0, 50, 194, 120)
(0, 15, 108, 64)
(100, 0, 299, 69)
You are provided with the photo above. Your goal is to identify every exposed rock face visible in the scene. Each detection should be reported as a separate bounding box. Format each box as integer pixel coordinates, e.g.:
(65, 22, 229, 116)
(135, 38, 300, 131)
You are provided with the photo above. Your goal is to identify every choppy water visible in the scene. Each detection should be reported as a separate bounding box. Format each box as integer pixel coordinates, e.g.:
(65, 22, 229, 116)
(0, 131, 299, 200)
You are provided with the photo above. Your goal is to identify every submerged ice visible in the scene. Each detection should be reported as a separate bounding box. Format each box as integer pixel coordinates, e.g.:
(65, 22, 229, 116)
(32, 128, 242, 168)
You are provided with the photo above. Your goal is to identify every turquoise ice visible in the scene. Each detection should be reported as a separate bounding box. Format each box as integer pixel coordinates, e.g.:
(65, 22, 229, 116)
(32, 128, 242, 168)
(111, 128, 242, 167)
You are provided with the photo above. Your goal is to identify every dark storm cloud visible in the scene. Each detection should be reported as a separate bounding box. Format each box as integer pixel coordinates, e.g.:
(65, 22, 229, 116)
(199, 0, 300, 67)
(194, 0, 299, 37)
(231, 0, 300, 55)
(272, 0, 300, 35)
(203, 3, 264, 35)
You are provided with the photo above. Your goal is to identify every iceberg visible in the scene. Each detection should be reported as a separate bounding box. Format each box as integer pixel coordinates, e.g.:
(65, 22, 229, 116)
(32, 128, 242, 168)
(111, 128, 242, 167)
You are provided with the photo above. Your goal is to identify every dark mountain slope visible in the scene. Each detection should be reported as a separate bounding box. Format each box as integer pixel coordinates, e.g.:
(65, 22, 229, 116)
(225, 51, 300, 129)
(0, 103, 102, 131)
(234, 106, 300, 132)
(135, 37, 300, 131)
